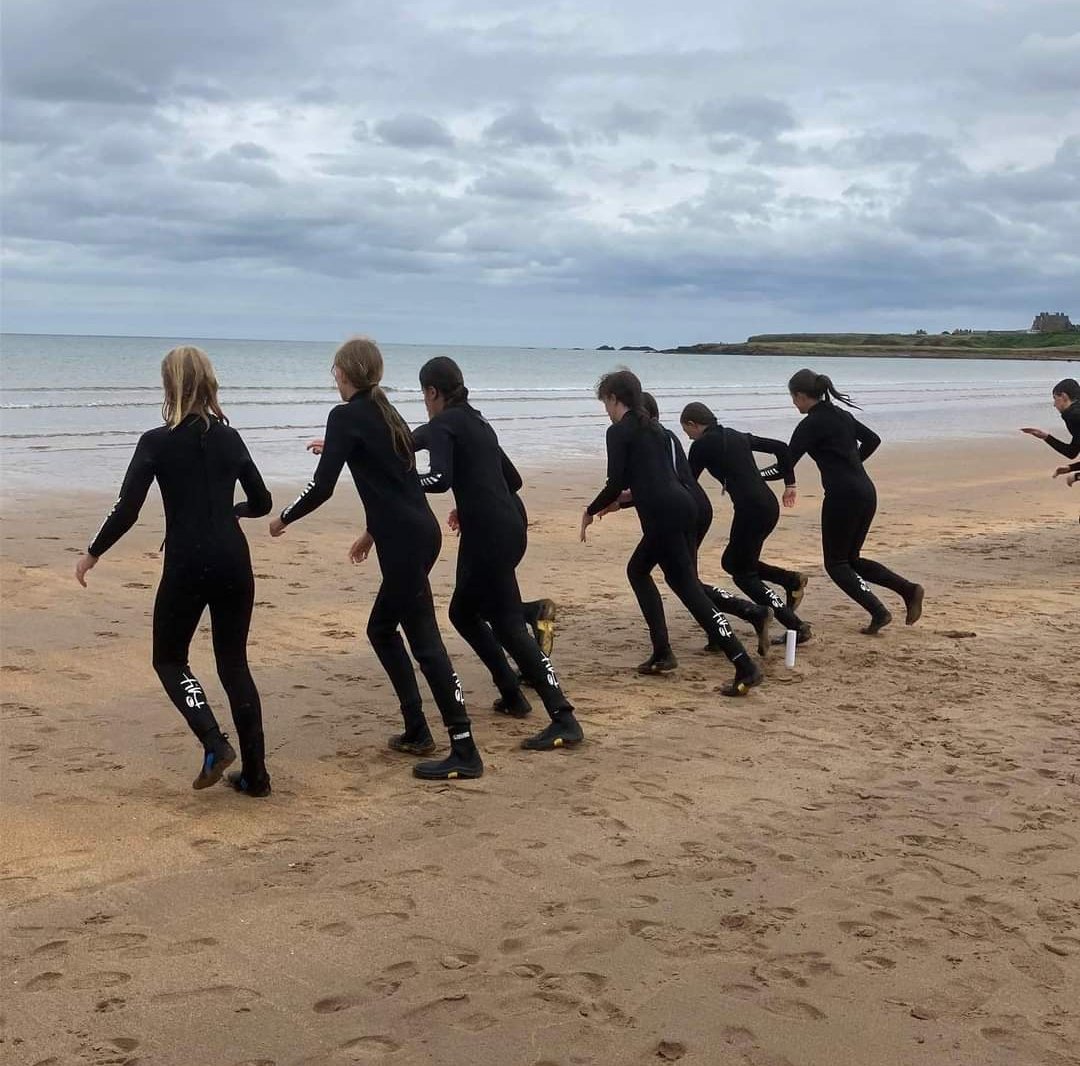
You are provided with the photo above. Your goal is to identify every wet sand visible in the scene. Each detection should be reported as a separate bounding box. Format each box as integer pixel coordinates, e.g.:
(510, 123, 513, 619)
(1, 439, 1078, 1066)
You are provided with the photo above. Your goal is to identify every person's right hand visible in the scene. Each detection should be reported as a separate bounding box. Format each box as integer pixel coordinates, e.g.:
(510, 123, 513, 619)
(1067, 473, 1078, 487)
(1020, 427, 1048, 440)
(1053, 466, 1070, 477)
(447, 509, 460, 533)
(580, 510, 594, 543)
(782, 486, 797, 508)
(75, 553, 98, 587)
(307, 439, 325, 455)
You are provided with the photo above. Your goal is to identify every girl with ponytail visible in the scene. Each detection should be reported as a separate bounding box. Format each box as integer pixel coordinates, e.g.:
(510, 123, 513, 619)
(783, 368, 924, 633)
(272, 337, 485, 781)
(413, 357, 584, 752)
(583, 370, 762, 695)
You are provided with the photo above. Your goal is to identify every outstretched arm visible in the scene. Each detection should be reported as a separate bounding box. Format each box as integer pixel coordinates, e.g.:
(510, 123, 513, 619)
(277, 406, 350, 527)
(586, 423, 631, 515)
(87, 433, 157, 558)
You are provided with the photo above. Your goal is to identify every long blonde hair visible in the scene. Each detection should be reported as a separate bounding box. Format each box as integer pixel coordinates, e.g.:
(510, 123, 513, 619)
(161, 345, 226, 428)
(334, 337, 413, 467)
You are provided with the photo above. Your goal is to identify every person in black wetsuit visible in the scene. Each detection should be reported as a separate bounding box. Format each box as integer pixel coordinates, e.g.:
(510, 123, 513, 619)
(679, 401, 811, 645)
(581, 370, 762, 695)
(1021, 378, 1080, 465)
(782, 369, 924, 635)
(598, 392, 771, 670)
(271, 338, 483, 780)
(413, 357, 583, 751)
(74, 345, 272, 797)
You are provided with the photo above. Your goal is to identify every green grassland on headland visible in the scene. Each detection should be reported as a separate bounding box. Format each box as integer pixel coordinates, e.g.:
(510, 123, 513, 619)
(661, 332, 1080, 361)
(747, 331, 1080, 350)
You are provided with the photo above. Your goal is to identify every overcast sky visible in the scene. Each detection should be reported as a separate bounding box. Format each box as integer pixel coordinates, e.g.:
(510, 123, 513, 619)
(2, 0, 1078, 346)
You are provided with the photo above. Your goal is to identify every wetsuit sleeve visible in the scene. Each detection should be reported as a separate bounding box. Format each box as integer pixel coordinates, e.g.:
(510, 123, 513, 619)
(778, 419, 813, 480)
(416, 417, 454, 493)
(280, 405, 350, 524)
(1046, 408, 1080, 459)
(88, 432, 157, 557)
(748, 435, 795, 486)
(234, 443, 273, 519)
(500, 448, 523, 493)
(851, 418, 881, 462)
(687, 440, 706, 481)
(587, 423, 630, 515)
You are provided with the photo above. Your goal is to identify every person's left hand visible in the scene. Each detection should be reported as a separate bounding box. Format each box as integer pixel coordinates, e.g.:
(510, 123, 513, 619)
(782, 486, 797, 508)
(1020, 427, 1048, 440)
(269, 517, 287, 537)
(447, 509, 460, 533)
(306, 438, 325, 455)
(580, 510, 595, 542)
(1067, 473, 1078, 487)
(349, 531, 374, 563)
(1053, 466, 1070, 477)
(75, 553, 98, 587)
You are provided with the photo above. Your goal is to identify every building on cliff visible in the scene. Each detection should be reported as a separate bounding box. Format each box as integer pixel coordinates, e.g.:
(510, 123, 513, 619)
(1030, 311, 1074, 332)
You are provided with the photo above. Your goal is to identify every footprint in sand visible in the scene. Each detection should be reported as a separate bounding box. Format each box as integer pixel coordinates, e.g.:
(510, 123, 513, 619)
(339, 1036, 401, 1057)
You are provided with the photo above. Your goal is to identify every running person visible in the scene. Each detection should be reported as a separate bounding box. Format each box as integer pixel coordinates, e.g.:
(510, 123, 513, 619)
(782, 369, 924, 634)
(445, 504, 559, 658)
(603, 392, 771, 672)
(680, 401, 811, 644)
(1021, 378, 1080, 461)
(74, 346, 272, 797)
(272, 338, 483, 780)
(582, 370, 761, 695)
(413, 357, 583, 751)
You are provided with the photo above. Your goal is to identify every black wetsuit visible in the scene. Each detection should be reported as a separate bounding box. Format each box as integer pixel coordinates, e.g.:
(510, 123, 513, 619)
(1047, 401, 1080, 460)
(413, 403, 573, 719)
(626, 427, 762, 654)
(786, 401, 915, 617)
(88, 415, 271, 785)
(587, 412, 752, 668)
(280, 392, 470, 741)
(689, 424, 805, 630)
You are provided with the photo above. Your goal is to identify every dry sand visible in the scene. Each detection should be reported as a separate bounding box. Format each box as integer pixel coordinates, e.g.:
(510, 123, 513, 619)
(1, 439, 1078, 1066)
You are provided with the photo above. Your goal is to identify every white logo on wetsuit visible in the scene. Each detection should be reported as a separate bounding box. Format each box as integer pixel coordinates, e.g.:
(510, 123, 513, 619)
(538, 653, 559, 691)
(710, 609, 734, 638)
(452, 673, 465, 704)
(181, 672, 207, 709)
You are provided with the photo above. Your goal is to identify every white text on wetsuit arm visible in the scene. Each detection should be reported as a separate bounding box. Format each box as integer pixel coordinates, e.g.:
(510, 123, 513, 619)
(88, 433, 157, 557)
(415, 418, 454, 493)
(280, 406, 351, 524)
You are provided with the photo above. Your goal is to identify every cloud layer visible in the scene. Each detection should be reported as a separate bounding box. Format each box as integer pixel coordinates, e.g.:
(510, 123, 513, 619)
(3, 0, 1078, 344)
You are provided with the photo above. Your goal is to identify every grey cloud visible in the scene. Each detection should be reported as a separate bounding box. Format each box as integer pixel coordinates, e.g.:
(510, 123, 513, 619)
(374, 114, 455, 149)
(484, 105, 566, 146)
(184, 151, 283, 187)
(231, 142, 273, 161)
(2, 0, 1078, 344)
(469, 168, 567, 202)
(697, 96, 797, 141)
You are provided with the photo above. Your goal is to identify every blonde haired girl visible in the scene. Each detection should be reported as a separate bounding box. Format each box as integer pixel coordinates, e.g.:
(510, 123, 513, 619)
(76, 346, 273, 796)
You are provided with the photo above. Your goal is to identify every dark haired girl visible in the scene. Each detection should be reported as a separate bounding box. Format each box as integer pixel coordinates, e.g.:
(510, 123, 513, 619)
(679, 401, 811, 643)
(582, 370, 761, 695)
(783, 369, 923, 634)
(272, 338, 483, 780)
(413, 356, 584, 751)
(607, 392, 772, 669)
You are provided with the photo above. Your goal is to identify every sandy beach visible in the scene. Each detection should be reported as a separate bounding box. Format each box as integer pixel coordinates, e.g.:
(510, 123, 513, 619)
(2, 438, 1078, 1066)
